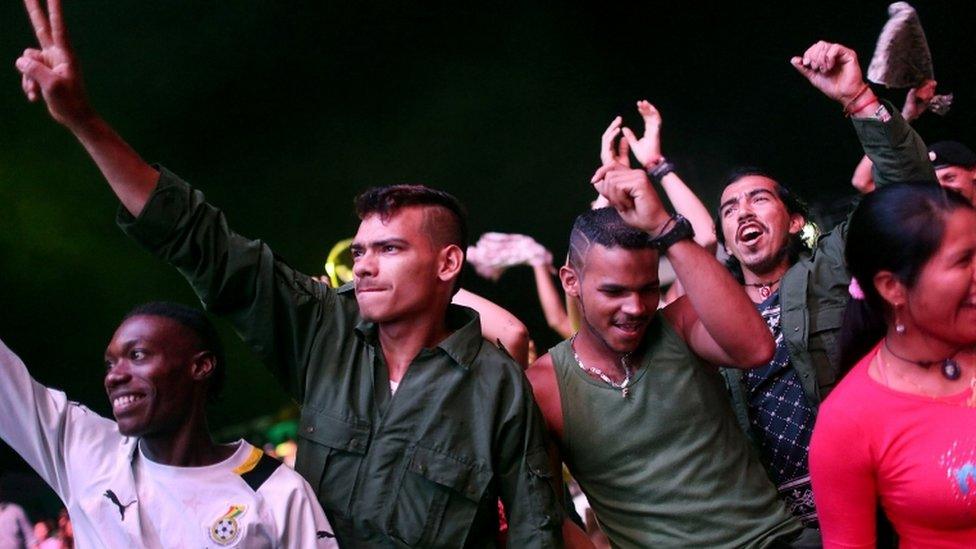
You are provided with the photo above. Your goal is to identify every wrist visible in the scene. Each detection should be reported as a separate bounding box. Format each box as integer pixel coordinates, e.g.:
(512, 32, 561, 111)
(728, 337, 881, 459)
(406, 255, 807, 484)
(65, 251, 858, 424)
(64, 108, 103, 136)
(647, 158, 676, 185)
(843, 85, 878, 117)
(642, 155, 664, 170)
(649, 214, 695, 252)
(647, 215, 675, 238)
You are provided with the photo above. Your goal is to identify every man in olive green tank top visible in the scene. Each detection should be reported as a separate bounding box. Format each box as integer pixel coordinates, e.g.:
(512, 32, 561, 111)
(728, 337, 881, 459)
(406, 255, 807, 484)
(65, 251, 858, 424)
(526, 170, 813, 547)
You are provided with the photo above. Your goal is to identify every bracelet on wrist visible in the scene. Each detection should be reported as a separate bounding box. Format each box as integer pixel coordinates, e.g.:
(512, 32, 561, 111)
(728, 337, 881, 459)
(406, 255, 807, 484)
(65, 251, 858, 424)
(647, 158, 676, 185)
(649, 214, 695, 252)
(843, 84, 876, 117)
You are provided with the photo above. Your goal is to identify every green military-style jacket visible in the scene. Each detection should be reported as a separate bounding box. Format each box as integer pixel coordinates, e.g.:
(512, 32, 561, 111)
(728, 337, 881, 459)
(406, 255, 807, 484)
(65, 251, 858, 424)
(118, 172, 562, 548)
(722, 102, 937, 435)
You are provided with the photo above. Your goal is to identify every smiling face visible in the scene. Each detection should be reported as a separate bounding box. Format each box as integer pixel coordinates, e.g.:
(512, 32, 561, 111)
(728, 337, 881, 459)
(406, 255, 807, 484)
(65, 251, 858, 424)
(351, 206, 455, 324)
(719, 175, 804, 278)
(104, 315, 206, 437)
(902, 208, 976, 346)
(936, 166, 976, 204)
(563, 244, 660, 354)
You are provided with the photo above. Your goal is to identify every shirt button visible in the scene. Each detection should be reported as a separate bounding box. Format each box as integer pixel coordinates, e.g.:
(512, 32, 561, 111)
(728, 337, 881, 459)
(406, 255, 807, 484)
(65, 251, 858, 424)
(306, 426, 315, 433)
(793, 327, 799, 332)
(418, 464, 427, 474)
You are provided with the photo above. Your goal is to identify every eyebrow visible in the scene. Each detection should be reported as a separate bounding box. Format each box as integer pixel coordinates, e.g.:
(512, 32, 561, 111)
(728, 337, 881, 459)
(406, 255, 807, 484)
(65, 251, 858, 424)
(720, 188, 776, 211)
(351, 238, 410, 251)
(597, 281, 660, 292)
(105, 338, 143, 358)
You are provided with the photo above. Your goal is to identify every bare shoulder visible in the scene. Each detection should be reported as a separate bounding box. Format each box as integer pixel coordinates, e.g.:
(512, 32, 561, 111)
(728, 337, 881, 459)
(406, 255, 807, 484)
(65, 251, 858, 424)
(660, 295, 694, 340)
(525, 353, 564, 440)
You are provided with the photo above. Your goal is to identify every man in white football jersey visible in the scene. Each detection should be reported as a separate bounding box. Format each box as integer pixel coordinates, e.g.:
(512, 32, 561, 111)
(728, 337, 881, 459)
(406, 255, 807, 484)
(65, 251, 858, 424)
(0, 301, 338, 548)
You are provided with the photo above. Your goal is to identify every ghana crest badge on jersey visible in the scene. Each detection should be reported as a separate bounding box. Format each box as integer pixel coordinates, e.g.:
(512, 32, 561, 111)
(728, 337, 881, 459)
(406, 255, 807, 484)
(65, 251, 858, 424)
(210, 504, 246, 545)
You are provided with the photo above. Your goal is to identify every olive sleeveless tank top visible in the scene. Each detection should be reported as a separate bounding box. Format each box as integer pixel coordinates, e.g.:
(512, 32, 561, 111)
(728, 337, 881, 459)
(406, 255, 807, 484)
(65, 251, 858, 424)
(551, 316, 800, 548)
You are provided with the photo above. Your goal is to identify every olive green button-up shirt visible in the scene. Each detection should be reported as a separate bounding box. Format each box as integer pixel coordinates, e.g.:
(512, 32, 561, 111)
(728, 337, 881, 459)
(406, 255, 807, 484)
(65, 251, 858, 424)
(722, 102, 937, 435)
(117, 171, 562, 548)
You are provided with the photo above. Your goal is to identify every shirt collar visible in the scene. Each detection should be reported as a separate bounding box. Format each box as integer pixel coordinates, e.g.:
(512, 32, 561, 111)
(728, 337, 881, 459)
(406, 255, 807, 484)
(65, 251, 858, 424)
(350, 295, 483, 369)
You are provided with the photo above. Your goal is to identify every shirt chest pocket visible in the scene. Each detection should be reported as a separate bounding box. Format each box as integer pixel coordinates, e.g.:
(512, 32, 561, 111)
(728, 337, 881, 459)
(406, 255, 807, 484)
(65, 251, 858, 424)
(295, 408, 370, 518)
(388, 445, 492, 547)
(806, 304, 845, 395)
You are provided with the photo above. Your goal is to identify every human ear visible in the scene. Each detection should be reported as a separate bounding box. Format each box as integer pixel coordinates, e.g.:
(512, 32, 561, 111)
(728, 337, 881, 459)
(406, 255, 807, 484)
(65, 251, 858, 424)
(437, 245, 464, 283)
(559, 265, 581, 298)
(788, 213, 806, 235)
(190, 351, 216, 382)
(872, 270, 908, 309)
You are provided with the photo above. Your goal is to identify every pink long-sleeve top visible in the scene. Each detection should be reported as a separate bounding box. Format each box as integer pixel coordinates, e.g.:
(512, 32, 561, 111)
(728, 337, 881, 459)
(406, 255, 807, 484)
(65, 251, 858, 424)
(810, 345, 976, 548)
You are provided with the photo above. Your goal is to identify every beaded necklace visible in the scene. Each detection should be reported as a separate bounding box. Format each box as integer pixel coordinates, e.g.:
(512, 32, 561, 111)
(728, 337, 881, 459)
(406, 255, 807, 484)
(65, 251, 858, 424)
(571, 336, 634, 398)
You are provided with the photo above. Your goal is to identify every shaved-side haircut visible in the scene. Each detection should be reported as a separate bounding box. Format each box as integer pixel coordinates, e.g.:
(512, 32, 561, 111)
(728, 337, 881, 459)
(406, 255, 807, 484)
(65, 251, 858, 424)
(354, 184, 468, 252)
(567, 207, 655, 272)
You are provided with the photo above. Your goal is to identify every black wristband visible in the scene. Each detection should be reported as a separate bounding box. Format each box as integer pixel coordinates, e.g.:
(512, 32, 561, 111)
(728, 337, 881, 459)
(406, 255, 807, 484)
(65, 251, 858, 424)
(647, 159, 676, 184)
(650, 214, 694, 252)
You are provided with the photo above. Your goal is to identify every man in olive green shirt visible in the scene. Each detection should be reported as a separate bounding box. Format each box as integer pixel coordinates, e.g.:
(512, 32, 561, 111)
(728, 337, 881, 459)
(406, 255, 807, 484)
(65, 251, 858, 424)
(15, 1, 561, 546)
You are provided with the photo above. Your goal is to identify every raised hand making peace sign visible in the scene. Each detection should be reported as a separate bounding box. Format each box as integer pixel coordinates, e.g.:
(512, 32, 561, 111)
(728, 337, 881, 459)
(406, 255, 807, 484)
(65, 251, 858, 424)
(16, 0, 93, 129)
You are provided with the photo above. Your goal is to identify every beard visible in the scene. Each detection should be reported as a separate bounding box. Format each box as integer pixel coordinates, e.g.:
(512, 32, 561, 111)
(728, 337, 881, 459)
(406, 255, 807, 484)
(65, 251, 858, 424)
(739, 239, 792, 278)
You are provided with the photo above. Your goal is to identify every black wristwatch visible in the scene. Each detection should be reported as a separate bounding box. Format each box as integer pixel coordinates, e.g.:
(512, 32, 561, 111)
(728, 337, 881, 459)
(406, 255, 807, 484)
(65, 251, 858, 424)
(650, 214, 695, 251)
(647, 158, 676, 184)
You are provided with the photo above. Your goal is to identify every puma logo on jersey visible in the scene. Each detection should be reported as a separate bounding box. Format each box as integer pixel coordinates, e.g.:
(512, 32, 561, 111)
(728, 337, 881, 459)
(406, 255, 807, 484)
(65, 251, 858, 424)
(103, 490, 136, 520)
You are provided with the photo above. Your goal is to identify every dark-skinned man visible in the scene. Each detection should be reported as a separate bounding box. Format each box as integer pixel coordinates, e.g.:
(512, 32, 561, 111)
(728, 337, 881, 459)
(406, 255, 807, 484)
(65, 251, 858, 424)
(0, 302, 337, 547)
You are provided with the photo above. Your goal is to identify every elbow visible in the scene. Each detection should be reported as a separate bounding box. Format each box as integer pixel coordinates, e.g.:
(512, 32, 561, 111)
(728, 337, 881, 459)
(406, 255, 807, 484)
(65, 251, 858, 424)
(737, 334, 775, 368)
(545, 314, 568, 333)
(500, 321, 531, 367)
(696, 233, 718, 254)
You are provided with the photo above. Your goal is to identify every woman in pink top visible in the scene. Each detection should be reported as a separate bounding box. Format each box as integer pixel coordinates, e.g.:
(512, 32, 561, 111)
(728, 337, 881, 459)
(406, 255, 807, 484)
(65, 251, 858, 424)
(810, 182, 976, 548)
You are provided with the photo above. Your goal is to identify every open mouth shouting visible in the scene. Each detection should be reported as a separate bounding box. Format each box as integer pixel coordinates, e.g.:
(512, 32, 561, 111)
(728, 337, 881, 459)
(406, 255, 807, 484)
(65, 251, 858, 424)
(737, 221, 766, 246)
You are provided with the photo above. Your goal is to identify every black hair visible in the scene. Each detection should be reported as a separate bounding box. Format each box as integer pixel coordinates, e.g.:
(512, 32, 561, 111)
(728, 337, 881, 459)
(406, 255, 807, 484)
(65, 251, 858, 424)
(837, 182, 974, 369)
(122, 302, 226, 401)
(354, 184, 468, 252)
(567, 207, 655, 271)
(715, 167, 812, 283)
(355, 185, 468, 293)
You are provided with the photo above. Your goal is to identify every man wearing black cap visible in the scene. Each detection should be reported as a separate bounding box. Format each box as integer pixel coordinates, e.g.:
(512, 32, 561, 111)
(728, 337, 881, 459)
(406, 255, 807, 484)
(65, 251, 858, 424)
(928, 140, 976, 204)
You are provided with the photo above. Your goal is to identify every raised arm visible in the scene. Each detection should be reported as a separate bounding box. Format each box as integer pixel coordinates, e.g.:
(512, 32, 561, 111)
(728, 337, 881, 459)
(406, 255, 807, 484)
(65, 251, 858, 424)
(621, 101, 717, 252)
(532, 264, 574, 339)
(590, 165, 774, 367)
(16, 0, 333, 399)
(452, 289, 530, 367)
(791, 41, 935, 187)
(16, 0, 158, 216)
(850, 81, 938, 194)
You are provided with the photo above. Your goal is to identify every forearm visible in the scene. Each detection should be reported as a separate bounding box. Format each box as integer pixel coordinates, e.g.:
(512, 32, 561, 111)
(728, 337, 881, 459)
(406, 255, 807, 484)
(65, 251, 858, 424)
(659, 173, 716, 252)
(117, 172, 327, 396)
(851, 154, 876, 194)
(453, 289, 530, 367)
(852, 100, 935, 187)
(665, 240, 773, 365)
(0, 339, 71, 495)
(68, 115, 160, 217)
(532, 265, 572, 338)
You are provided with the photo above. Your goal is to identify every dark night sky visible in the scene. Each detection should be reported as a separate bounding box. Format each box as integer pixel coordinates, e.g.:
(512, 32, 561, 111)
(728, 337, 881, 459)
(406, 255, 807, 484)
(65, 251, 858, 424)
(1, 1, 975, 509)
